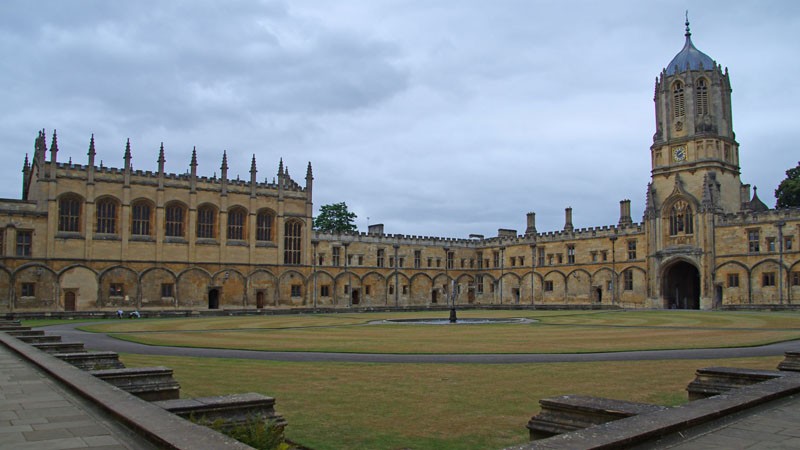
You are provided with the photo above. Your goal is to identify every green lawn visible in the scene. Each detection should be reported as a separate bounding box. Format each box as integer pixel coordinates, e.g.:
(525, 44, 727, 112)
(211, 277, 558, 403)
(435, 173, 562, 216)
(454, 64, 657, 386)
(120, 353, 783, 450)
(82, 310, 800, 354)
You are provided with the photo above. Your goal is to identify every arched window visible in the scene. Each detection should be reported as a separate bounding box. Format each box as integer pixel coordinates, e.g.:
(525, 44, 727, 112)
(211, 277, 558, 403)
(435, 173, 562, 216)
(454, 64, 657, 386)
(669, 200, 694, 236)
(256, 210, 274, 241)
(695, 78, 709, 115)
(165, 202, 186, 238)
(284, 220, 302, 265)
(96, 198, 118, 234)
(197, 205, 216, 239)
(131, 200, 152, 236)
(58, 195, 81, 232)
(672, 81, 685, 118)
(227, 207, 246, 240)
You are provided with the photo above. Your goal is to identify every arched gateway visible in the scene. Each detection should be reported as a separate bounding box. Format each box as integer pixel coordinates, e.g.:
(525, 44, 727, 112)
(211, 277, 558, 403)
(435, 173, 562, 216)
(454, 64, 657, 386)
(662, 261, 700, 309)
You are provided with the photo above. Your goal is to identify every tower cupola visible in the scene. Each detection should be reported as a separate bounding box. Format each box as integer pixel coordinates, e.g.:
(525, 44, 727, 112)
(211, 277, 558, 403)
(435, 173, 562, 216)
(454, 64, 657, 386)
(666, 18, 716, 75)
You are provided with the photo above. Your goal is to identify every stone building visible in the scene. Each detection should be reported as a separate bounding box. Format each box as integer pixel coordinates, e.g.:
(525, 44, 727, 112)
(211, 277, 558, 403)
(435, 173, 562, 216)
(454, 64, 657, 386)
(1, 21, 798, 313)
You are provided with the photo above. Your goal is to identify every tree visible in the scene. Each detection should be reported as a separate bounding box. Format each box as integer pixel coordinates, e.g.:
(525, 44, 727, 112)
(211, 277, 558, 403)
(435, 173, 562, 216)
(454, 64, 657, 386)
(313, 202, 357, 233)
(775, 161, 800, 208)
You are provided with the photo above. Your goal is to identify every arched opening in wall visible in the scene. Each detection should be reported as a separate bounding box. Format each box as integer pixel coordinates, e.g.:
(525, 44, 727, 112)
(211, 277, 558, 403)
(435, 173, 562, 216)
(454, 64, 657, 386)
(662, 261, 700, 309)
(431, 289, 438, 304)
(467, 287, 475, 304)
(64, 291, 76, 311)
(208, 288, 220, 310)
(256, 291, 265, 309)
(594, 287, 603, 303)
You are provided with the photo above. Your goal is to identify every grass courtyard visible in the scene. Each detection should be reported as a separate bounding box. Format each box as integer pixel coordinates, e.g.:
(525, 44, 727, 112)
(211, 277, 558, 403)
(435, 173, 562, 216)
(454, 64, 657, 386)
(69, 310, 800, 449)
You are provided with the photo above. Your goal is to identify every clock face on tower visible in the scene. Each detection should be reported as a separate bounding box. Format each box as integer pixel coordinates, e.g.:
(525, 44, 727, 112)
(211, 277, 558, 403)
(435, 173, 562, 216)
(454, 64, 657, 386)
(672, 146, 686, 162)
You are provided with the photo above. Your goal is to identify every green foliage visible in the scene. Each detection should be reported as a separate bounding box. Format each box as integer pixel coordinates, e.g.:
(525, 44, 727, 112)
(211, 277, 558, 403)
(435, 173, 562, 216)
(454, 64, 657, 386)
(191, 415, 288, 450)
(775, 161, 800, 208)
(313, 202, 357, 233)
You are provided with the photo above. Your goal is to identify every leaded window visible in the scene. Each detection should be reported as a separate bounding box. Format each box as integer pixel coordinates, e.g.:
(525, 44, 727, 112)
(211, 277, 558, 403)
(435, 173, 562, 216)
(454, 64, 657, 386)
(58, 196, 81, 232)
(96, 198, 117, 234)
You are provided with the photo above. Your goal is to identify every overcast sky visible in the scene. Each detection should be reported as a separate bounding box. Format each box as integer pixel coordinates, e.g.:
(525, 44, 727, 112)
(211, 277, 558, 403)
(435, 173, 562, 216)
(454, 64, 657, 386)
(1, 1, 798, 238)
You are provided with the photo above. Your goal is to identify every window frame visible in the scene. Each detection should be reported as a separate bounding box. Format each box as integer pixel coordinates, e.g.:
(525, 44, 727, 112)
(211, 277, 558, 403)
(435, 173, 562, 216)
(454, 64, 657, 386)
(95, 197, 118, 235)
(58, 195, 82, 233)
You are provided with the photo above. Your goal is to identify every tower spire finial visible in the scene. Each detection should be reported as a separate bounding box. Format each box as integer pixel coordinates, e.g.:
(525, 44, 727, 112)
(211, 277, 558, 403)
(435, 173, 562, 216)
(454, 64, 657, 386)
(685, 10, 691, 38)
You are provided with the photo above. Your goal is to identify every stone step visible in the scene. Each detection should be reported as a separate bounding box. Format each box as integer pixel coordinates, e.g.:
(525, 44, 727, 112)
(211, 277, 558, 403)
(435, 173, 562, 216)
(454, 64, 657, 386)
(526, 395, 666, 440)
(5, 330, 45, 337)
(0, 325, 30, 331)
(16, 334, 62, 344)
(778, 352, 800, 372)
(154, 393, 287, 431)
(32, 342, 87, 354)
(55, 351, 125, 371)
(686, 366, 785, 400)
(90, 366, 181, 402)
(0, 320, 21, 326)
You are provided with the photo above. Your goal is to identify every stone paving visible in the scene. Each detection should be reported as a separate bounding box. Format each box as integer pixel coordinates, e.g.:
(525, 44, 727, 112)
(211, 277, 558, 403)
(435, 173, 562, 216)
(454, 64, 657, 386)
(0, 341, 155, 450)
(664, 394, 800, 449)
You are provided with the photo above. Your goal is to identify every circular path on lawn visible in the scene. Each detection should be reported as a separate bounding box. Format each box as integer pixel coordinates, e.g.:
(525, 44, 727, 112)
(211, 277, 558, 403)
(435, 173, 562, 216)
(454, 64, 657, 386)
(42, 322, 800, 364)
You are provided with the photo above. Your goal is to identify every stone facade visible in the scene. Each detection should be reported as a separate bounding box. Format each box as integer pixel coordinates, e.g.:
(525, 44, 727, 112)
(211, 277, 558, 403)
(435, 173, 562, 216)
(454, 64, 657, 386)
(1, 23, 798, 313)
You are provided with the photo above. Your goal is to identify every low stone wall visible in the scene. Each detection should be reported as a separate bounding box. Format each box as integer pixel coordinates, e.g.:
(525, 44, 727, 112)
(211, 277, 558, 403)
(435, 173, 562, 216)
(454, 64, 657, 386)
(526, 395, 666, 440)
(91, 366, 181, 401)
(686, 366, 785, 400)
(154, 393, 287, 431)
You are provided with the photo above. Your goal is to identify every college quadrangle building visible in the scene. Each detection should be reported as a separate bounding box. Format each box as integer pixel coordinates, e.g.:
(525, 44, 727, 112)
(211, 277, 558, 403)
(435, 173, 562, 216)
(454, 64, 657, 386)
(1, 22, 798, 314)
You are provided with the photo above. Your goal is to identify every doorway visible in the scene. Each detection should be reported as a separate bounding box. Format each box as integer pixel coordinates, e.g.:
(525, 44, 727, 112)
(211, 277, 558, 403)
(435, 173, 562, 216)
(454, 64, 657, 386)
(351, 289, 360, 305)
(64, 291, 76, 311)
(431, 289, 438, 304)
(208, 288, 220, 309)
(594, 287, 603, 303)
(467, 288, 475, 304)
(256, 291, 265, 309)
(662, 261, 701, 309)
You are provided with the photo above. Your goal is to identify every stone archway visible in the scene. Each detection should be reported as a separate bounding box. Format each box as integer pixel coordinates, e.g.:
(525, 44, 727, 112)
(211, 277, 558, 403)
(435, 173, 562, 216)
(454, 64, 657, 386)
(662, 261, 700, 309)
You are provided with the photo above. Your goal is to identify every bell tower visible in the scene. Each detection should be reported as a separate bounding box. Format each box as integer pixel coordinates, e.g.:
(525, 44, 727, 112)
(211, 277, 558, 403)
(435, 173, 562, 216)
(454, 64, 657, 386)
(648, 16, 743, 215)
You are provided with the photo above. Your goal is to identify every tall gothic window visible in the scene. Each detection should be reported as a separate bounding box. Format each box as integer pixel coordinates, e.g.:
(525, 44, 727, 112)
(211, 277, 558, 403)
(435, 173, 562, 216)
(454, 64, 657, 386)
(673, 81, 685, 118)
(669, 200, 694, 236)
(96, 198, 118, 234)
(284, 220, 302, 265)
(165, 202, 186, 238)
(227, 207, 246, 240)
(58, 195, 81, 232)
(256, 210, 273, 241)
(131, 200, 152, 236)
(197, 205, 216, 239)
(695, 78, 709, 115)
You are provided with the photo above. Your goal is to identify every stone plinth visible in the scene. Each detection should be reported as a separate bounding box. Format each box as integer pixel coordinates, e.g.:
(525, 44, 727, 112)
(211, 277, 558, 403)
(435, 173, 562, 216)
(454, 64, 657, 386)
(778, 352, 800, 372)
(526, 395, 666, 440)
(154, 393, 287, 431)
(687, 366, 785, 400)
(55, 351, 125, 371)
(32, 342, 87, 354)
(90, 366, 181, 401)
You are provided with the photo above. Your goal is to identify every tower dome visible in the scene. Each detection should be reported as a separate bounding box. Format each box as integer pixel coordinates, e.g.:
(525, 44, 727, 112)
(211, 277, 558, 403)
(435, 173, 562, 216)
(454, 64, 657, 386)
(666, 18, 715, 75)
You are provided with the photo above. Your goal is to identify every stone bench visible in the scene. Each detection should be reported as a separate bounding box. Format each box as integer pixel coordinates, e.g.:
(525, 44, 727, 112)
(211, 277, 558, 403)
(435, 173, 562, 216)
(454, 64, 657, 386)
(778, 352, 800, 372)
(16, 334, 62, 344)
(154, 393, 287, 431)
(90, 366, 181, 401)
(32, 342, 87, 354)
(526, 395, 666, 440)
(55, 351, 125, 371)
(686, 366, 785, 400)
